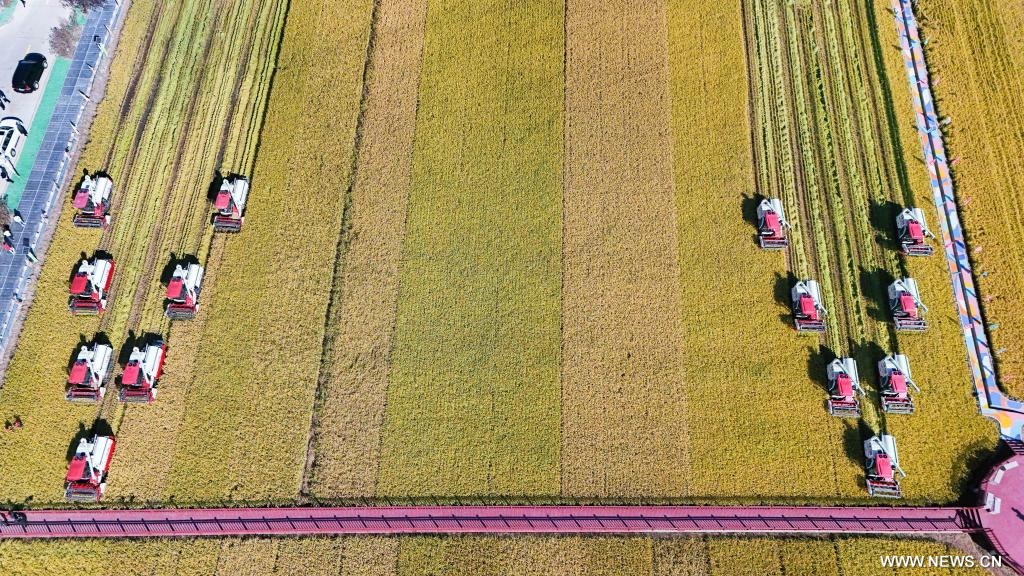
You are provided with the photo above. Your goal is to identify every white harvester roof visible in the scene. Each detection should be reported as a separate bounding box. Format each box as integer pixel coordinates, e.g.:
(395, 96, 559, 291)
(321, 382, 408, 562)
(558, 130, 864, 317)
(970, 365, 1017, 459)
(864, 434, 906, 477)
(888, 278, 927, 309)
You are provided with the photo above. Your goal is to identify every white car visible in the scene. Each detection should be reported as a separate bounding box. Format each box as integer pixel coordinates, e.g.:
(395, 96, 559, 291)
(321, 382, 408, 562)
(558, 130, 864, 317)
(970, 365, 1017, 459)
(0, 117, 28, 178)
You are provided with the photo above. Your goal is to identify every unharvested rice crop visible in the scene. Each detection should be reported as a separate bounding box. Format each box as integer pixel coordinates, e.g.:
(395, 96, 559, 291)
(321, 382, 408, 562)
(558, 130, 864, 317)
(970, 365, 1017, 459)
(305, 0, 430, 498)
(0, 536, 985, 575)
(908, 0, 1024, 401)
(376, 0, 564, 497)
(560, 0, 689, 498)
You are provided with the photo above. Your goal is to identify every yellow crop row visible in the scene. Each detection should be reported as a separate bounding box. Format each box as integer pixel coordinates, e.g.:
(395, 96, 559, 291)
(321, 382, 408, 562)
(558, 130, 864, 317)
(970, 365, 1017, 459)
(375, 0, 564, 497)
(0, 536, 985, 575)
(304, 0, 429, 497)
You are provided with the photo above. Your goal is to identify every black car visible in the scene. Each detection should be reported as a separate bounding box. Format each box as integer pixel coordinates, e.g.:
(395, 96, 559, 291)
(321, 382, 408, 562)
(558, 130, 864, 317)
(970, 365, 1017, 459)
(12, 53, 47, 94)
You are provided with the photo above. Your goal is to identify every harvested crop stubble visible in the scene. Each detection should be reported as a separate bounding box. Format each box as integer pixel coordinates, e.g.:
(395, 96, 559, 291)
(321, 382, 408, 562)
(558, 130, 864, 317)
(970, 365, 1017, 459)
(669, 0, 858, 499)
(307, 0, 429, 498)
(108, 0, 289, 501)
(377, 0, 563, 496)
(164, 0, 374, 500)
(910, 0, 1024, 400)
(560, 0, 689, 497)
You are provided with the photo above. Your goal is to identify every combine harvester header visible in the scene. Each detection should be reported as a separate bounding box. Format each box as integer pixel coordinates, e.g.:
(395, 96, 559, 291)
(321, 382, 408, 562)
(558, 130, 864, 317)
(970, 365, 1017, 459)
(864, 434, 906, 498)
(826, 357, 864, 418)
(878, 354, 920, 414)
(165, 263, 204, 320)
(119, 340, 165, 403)
(71, 173, 113, 228)
(757, 198, 790, 249)
(68, 256, 114, 315)
(212, 175, 249, 232)
(65, 341, 114, 403)
(64, 434, 115, 502)
(896, 207, 934, 256)
(889, 278, 928, 331)
(792, 280, 826, 333)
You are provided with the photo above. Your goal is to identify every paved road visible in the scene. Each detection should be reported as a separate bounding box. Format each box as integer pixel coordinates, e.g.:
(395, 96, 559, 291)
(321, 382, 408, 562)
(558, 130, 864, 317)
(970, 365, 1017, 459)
(0, 504, 981, 538)
(0, 0, 71, 191)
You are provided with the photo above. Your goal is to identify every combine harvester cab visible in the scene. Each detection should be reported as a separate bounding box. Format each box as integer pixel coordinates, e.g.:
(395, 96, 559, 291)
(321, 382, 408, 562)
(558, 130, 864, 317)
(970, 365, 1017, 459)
(66, 342, 114, 402)
(211, 175, 249, 232)
(71, 173, 113, 228)
(878, 354, 920, 414)
(825, 357, 864, 417)
(791, 280, 826, 333)
(864, 434, 905, 498)
(756, 198, 790, 249)
(119, 340, 166, 403)
(165, 262, 204, 320)
(888, 278, 928, 331)
(65, 434, 116, 502)
(895, 207, 934, 256)
(68, 256, 114, 315)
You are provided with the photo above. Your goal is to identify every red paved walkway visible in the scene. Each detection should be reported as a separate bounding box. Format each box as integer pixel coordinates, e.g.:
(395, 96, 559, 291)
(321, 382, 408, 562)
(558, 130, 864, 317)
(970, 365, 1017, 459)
(980, 455, 1024, 574)
(0, 505, 980, 538)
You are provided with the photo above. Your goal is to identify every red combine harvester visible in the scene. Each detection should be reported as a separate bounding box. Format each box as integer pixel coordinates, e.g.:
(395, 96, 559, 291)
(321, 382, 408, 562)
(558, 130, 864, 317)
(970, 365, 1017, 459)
(895, 207, 934, 256)
(119, 340, 166, 403)
(791, 280, 826, 333)
(864, 434, 905, 498)
(66, 341, 114, 402)
(65, 434, 116, 502)
(888, 278, 927, 331)
(825, 357, 864, 418)
(165, 263, 204, 320)
(212, 175, 249, 232)
(757, 198, 790, 249)
(878, 354, 920, 414)
(68, 256, 114, 314)
(71, 174, 113, 228)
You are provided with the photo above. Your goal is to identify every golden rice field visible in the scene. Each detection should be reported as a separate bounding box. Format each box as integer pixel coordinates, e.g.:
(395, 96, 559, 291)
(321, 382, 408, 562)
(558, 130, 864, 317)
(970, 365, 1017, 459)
(0, 535, 987, 575)
(1, 0, 1022, 570)
(0, 0, 1015, 529)
(911, 0, 1024, 401)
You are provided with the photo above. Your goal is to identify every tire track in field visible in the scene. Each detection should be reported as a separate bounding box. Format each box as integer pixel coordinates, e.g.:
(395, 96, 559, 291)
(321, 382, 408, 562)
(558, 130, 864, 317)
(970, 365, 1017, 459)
(98, 7, 189, 249)
(102, 5, 162, 171)
(122, 12, 223, 339)
(773, 3, 838, 348)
